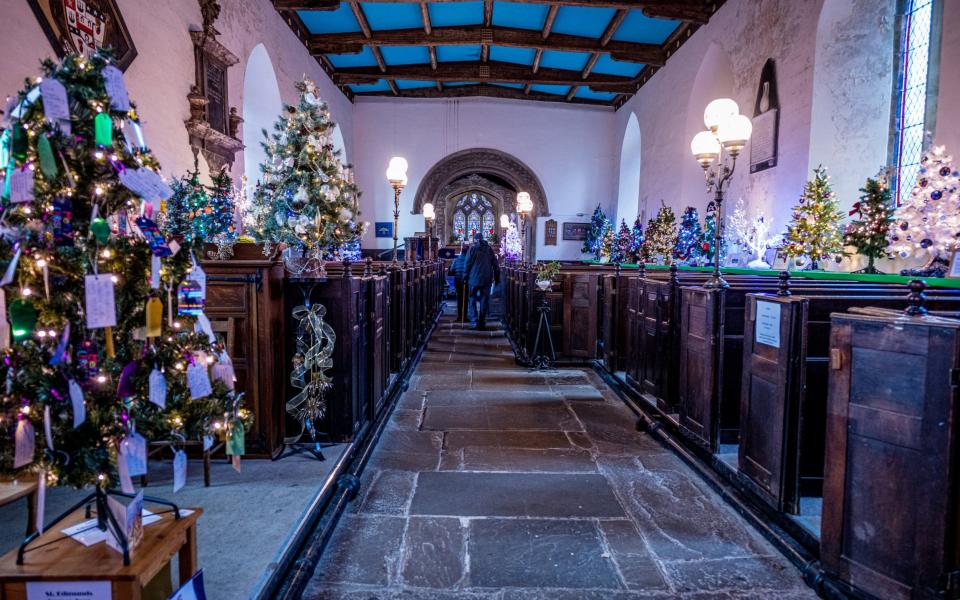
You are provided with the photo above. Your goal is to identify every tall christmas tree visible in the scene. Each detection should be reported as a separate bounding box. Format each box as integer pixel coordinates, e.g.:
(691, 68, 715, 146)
(582, 204, 611, 260)
(614, 220, 632, 264)
(781, 166, 845, 270)
(250, 79, 362, 270)
(628, 217, 644, 264)
(500, 222, 522, 261)
(889, 145, 960, 276)
(642, 204, 677, 265)
(673, 207, 703, 265)
(845, 173, 895, 274)
(0, 51, 248, 492)
(701, 212, 727, 267)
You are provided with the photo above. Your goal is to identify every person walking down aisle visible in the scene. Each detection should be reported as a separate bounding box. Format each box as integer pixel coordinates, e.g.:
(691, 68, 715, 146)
(464, 232, 500, 330)
(447, 242, 469, 323)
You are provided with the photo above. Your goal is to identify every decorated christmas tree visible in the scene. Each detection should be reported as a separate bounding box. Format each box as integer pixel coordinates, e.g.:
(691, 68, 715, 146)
(500, 222, 522, 261)
(205, 168, 238, 259)
(845, 172, 895, 274)
(728, 198, 780, 269)
(628, 217, 644, 264)
(781, 166, 845, 270)
(250, 78, 362, 271)
(164, 168, 209, 244)
(889, 145, 960, 276)
(642, 203, 677, 265)
(614, 220, 632, 264)
(0, 51, 248, 494)
(582, 204, 611, 260)
(599, 224, 615, 263)
(673, 207, 703, 265)
(701, 212, 727, 267)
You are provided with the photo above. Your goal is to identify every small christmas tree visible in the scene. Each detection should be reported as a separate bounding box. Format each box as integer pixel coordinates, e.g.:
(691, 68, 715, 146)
(164, 167, 209, 244)
(701, 212, 727, 267)
(206, 168, 238, 259)
(889, 145, 960, 276)
(642, 203, 677, 265)
(599, 223, 615, 263)
(628, 217, 644, 264)
(728, 198, 780, 269)
(614, 220, 632, 264)
(781, 166, 845, 270)
(845, 172, 895, 274)
(500, 222, 522, 261)
(673, 207, 703, 265)
(582, 204, 611, 260)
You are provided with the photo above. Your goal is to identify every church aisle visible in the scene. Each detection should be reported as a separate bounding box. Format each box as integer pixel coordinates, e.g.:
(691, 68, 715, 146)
(304, 314, 816, 599)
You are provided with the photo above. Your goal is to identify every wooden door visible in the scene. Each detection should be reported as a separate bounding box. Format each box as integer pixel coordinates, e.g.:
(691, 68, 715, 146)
(678, 288, 719, 451)
(562, 274, 599, 358)
(639, 281, 662, 398)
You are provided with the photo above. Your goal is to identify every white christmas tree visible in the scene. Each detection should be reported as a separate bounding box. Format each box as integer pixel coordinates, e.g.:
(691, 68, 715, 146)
(889, 145, 960, 275)
(500, 222, 522, 261)
(728, 198, 781, 269)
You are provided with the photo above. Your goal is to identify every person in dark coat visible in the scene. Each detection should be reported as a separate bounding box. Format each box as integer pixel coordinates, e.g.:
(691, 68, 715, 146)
(447, 243, 469, 322)
(463, 232, 500, 330)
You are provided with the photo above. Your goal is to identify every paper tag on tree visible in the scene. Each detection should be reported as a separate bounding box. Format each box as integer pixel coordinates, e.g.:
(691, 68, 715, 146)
(0, 248, 19, 286)
(39, 78, 71, 133)
(0, 289, 9, 350)
(14, 418, 34, 468)
(187, 362, 212, 399)
(203, 435, 214, 451)
(84, 274, 117, 329)
(36, 470, 46, 534)
(226, 424, 244, 456)
(173, 450, 187, 493)
(116, 446, 135, 494)
(232, 455, 241, 473)
(68, 379, 85, 428)
(9, 168, 34, 203)
(195, 312, 215, 343)
(120, 432, 148, 477)
(101, 66, 130, 113)
(150, 255, 161, 289)
(44, 405, 53, 451)
(148, 368, 166, 408)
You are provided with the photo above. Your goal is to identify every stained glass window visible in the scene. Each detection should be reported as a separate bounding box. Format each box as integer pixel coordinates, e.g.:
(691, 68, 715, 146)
(451, 191, 499, 241)
(892, 0, 937, 204)
(467, 211, 481, 236)
(453, 210, 465, 239)
(483, 212, 495, 235)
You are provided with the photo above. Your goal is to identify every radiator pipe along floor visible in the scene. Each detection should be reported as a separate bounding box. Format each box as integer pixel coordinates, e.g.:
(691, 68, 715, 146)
(252, 306, 444, 600)
(592, 364, 866, 600)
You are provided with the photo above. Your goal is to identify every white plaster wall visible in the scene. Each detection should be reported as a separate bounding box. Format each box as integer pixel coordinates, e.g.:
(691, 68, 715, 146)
(1, 0, 351, 186)
(351, 96, 616, 260)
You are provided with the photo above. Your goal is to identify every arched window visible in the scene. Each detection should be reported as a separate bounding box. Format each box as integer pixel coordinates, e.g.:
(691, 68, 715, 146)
(467, 211, 481, 236)
(453, 210, 466, 238)
(450, 191, 499, 241)
(892, 0, 939, 204)
(482, 212, 495, 235)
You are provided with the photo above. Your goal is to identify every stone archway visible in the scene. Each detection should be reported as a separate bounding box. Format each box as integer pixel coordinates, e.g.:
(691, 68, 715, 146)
(435, 174, 516, 244)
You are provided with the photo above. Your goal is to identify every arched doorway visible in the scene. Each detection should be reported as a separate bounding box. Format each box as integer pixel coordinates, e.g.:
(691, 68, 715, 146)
(414, 148, 548, 260)
(242, 44, 282, 193)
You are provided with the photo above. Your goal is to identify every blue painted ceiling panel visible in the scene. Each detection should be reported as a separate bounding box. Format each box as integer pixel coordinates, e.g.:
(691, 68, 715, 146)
(396, 80, 436, 90)
(613, 10, 680, 44)
(492, 2, 548, 31)
(360, 2, 422, 31)
(491, 82, 524, 89)
(350, 80, 391, 93)
(429, 1, 484, 26)
(437, 45, 482, 62)
(444, 81, 479, 87)
(381, 45, 431, 66)
(298, 5, 359, 34)
(592, 54, 644, 77)
(551, 6, 617, 38)
(577, 88, 618, 101)
(327, 46, 379, 69)
(540, 50, 590, 72)
(489, 46, 536, 66)
(531, 84, 571, 96)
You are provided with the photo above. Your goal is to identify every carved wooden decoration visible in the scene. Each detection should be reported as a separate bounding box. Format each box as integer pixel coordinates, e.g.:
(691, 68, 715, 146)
(185, 0, 243, 172)
(545, 219, 558, 246)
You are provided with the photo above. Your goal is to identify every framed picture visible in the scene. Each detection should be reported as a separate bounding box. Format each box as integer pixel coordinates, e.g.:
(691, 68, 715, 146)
(374, 222, 393, 238)
(27, 0, 138, 71)
(562, 222, 591, 241)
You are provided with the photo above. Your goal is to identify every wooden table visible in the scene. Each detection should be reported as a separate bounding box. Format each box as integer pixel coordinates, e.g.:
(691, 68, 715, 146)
(0, 480, 38, 537)
(0, 506, 201, 600)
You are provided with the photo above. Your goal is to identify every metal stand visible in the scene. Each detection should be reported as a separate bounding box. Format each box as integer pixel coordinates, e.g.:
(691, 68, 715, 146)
(17, 485, 180, 566)
(530, 295, 556, 370)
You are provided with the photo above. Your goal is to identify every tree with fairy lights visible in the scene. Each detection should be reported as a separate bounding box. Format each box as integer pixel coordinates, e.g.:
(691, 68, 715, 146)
(205, 168, 238, 259)
(781, 166, 845, 270)
(582, 204, 611, 260)
(844, 172, 895, 274)
(673, 207, 703, 265)
(628, 217, 644, 264)
(889, 145, 960, 277)
(613, 219, 632, 264)
(0, 52, 250, 501)
(642, 203, 677, 265)
(500, 222, 522, 261)
(728, 198, 780, 269)
(250, 78, 362, 272)
(701, 212, 727, 267)
(599, 223, 615, 263)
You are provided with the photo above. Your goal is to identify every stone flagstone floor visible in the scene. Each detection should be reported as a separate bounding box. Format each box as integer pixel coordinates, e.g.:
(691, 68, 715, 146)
(304, 314, 817, 599)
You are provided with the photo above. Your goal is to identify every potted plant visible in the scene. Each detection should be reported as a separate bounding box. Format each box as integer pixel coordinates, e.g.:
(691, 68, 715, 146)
(535, 261, 561, 290)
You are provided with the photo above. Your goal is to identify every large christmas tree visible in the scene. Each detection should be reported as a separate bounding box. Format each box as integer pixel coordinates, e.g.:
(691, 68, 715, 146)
(628, 217, 644, 264)
(781, 166, 845, 269)
(0, 51, 248, 491)
(250, 79, 362, 268)
(673, 207, 703, 265)
(642, 204, 677, 265)
(845, 173, 895, 274)
(889, 145, 960, 276)
(582, 205, 611, 260)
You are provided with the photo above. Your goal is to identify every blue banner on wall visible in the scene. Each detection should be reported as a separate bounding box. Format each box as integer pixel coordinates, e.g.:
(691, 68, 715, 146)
(375, 222, 393, 238)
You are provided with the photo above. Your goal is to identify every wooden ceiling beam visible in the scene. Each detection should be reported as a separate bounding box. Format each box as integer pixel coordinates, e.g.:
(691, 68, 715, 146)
(484, 0, 494, 26)
(352, 83, 612, 106)
(542, 5, 559, 38)
(309, 26, 666, 65)
(582, 8, 625, 80)
(334, 60, 637, 91)
(387, 79, 400, 95)
(565, 85, 579, 101)
(531, 49, 543, 73)
(272, 0, 339, 9)
(348, 1, 372, 38)
(420, 1, 432, 34)
(429, 45, 438, 69)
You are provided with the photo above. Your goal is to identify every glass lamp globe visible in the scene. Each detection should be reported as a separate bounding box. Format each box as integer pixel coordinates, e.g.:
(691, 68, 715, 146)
(386, 156, 408, 187)
(691, 130, 721, 168)
(423, 202, 435, 220)
(516, 191, 533, 214)
(500, 214, 510, 228)
(717, 114, 753, 154)
(703, 98, 739, 132)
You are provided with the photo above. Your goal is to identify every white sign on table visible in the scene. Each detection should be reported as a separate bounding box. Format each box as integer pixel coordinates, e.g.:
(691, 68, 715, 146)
(26, 580, 111, 600)
(755, 300, 781, 348)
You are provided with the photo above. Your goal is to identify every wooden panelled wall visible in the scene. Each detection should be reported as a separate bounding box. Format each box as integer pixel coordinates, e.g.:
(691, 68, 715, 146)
(202, 245, 443, 456)
(503, 262, 960, 600)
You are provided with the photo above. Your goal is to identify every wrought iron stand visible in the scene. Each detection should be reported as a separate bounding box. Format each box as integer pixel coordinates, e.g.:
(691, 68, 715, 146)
(530, 294, 556, 370)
